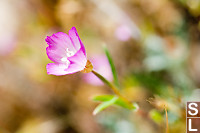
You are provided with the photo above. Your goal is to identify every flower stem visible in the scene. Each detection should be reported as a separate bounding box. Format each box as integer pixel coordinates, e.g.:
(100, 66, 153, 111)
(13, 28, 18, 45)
(92, 70, 132, 106)
(164, 105, 169, 133)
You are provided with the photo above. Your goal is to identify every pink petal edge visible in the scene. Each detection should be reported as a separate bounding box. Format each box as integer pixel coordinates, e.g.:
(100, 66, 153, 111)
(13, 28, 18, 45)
(69, 27, 86, 56)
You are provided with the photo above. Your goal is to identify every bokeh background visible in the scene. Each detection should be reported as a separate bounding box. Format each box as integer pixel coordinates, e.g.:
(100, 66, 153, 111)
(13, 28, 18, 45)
(1, 0, 200, 132)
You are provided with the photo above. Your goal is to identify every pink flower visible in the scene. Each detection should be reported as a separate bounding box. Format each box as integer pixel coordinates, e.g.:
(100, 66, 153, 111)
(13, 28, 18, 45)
(115, 24, 131, 41)
(0, 34, 16, 56)
(84, 55, 113, 86)
(45, 27, 87, 75)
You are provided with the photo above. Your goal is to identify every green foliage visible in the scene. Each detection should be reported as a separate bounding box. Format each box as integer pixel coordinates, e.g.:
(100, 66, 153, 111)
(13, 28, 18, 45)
(103, 45, 120, 89)
(93, 95, 137, 112)
(133, 72, 167, 95)
(93, 97, 118, 115)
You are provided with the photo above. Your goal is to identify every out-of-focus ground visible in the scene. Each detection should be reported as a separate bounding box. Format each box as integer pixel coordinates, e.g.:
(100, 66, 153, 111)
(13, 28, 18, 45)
(0, 0, 200, 133)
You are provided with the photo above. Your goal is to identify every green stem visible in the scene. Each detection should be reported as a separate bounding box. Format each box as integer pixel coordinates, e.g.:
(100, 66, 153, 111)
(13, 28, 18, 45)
(92, 70, 132, 107)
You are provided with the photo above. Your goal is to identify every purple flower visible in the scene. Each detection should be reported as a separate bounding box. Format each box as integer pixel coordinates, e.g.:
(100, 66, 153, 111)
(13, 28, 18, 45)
(84, 55, 113, 86)
(45, 27, 88, 75)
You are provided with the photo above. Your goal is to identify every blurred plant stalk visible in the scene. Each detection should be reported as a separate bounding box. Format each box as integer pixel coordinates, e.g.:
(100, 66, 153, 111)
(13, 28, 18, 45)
(165, 105, 169, 133)
(91, 70, 134, 108)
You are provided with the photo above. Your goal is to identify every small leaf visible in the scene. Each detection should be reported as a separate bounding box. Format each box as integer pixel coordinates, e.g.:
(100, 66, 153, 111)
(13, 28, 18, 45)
(92, 95, 115, 102)
(115, 99, 137, 110)
(93, 95, 138, 110)
(93, 97, 118, 115)
(103, 45, 120, 89)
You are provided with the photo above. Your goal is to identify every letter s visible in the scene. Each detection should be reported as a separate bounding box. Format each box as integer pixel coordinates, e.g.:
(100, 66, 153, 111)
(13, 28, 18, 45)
(188, 103, 198, 116)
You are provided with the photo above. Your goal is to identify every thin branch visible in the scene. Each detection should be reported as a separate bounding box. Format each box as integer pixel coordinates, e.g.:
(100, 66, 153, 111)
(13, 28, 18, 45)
(92, 70, 133, 107)
(164, 105, 169, 133)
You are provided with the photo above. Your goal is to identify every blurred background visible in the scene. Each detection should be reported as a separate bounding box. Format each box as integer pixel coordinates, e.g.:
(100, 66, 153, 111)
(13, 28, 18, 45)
(0, 0, 200, 132)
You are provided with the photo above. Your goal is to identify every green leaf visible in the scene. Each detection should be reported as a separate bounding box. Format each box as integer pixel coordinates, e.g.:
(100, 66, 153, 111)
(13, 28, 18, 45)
(93, 95, 114, 101)
(93, 97, 118, 115)
(103, 45, 120, 89)
(93, 95, 137, 110)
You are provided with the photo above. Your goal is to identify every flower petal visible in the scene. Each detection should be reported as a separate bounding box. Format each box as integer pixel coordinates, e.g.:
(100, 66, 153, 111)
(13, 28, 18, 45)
(46, 46, 65, 63)
(47, 48, 87, 76)
(64, 63, 85, 74)
(68, 27, 86, 56)
(68, 48, 87, 67)
(46, 63, 70, 76)
(62, 48, 87, 74)
(45, 32, 77, 63)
